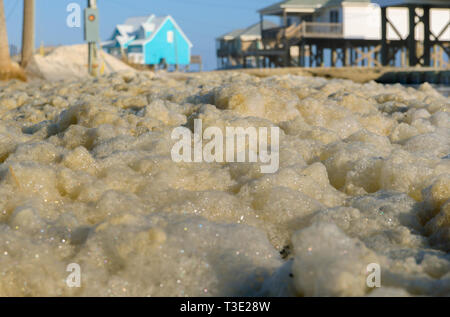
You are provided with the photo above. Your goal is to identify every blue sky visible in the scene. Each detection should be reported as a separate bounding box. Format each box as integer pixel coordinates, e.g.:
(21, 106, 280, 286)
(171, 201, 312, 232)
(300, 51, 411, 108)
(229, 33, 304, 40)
(4, 0, 277, 70)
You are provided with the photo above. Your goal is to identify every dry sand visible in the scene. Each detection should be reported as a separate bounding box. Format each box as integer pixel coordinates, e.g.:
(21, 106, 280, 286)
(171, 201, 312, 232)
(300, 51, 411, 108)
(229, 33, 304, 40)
(26, 44, 136, 81)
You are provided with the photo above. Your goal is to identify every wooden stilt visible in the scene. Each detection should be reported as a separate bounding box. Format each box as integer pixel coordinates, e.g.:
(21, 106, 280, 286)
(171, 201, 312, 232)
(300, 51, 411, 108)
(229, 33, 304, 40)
(408, 5, 417, 66)
(423, 6, 431, 66)
(381, 7, 388, 66)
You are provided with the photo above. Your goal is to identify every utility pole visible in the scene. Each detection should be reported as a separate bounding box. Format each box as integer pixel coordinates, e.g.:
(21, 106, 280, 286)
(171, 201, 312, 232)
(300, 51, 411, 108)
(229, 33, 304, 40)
(0, 0, 11, 69)
(21, 0, 35, 68)
(85, 0, 99, 76)
(0, 0, 26, 81)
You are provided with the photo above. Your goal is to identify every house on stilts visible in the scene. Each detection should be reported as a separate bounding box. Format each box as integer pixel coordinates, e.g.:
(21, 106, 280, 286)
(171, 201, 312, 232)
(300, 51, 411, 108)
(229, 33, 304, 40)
(216, 21, 277, 69)
(217, 0, 449, 68)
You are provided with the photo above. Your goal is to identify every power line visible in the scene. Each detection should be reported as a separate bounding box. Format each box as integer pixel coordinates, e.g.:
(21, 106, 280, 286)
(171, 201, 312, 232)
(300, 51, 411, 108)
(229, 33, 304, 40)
(6, 0, 19, 21)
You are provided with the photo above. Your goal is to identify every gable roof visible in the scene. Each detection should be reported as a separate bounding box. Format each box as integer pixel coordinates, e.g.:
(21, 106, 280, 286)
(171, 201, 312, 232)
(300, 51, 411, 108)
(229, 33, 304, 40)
(142, 22, 155, 33)
(218, 28, 245, 40)
(120, 15, 166, 38)
(107, 24, 135, 47)
(320, 0, 375, 10)
(242, 21, 278, 37)
(127, 15, 193, 48)
(217, 21, 278, 40)
(116, 24, 134, 36)
(108, 15, 153, 44)
(325, 0, 372, 6)
(259, 0, 328, 15)
(239, 21, 279, 40)
(259, 0, 375, 15)
(124, 15, 154, 31)
(151, 16, 167, 29)
(374, 0, 450, 8)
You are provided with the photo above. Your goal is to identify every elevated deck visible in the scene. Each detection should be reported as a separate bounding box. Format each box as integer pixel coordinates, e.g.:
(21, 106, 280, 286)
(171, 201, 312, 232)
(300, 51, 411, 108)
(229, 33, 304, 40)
(263, 22, 343, 40)
(262, 22, 343, 49)
(253, 2, 450, 69)
(249, 19, 450, 69)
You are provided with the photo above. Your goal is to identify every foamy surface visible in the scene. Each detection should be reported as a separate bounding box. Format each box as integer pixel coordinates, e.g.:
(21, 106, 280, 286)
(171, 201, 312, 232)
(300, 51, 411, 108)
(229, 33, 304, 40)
(0, 71, 449, 296)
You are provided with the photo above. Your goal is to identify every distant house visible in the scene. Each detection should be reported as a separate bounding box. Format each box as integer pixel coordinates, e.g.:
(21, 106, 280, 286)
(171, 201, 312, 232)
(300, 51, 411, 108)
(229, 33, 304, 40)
(216, 21, 278, 69)
(258, 0, 450, 41)
(103, 14, 193, 66)
(253, 0, 449, 67)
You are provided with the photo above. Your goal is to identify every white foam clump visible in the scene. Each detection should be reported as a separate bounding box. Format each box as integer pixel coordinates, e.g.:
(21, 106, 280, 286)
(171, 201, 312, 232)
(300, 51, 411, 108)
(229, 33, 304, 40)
(0, 71, 449, 296)
(290, 222, 378, 296)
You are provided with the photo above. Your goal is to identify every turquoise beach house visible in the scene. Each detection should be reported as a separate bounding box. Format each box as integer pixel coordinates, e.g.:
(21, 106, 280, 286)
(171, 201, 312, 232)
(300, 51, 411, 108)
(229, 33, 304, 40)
(103, 14, 193, 66)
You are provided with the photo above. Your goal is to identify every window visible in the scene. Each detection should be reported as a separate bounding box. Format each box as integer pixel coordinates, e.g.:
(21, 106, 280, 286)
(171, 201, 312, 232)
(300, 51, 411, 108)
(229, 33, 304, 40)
(128, 46, 142, 53)
(303, 15, 312, 22)
(167, 31, 174, 43)
(330, 10, 339, 23)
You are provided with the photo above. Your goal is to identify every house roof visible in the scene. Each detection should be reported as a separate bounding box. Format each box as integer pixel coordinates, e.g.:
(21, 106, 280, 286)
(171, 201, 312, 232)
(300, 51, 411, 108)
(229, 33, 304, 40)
(121, 15, 167, 37)
(115, 25, 133, 38)
(373, 0, 450, 8)
(111, 15, 193, 48)
(239, 21, 279, 40)
(323, 0, 373, 8)
(123, 15, 154, 31)
(151, 16, 168, 28)
(219, 28, 245, 40)
(109, 16, 152, 45)
(217, 21, 278, 40)
(127, 15, 193, 48)
(259, 0, 328, 15)
(259, 0, 376, 15)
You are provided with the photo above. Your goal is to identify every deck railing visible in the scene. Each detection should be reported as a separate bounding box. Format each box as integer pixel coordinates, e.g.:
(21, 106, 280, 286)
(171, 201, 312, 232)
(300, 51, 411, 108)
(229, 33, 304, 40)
(262, 26, 286, 40)
(302, 22, 343, 38)
(262, 22, 343, 42)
